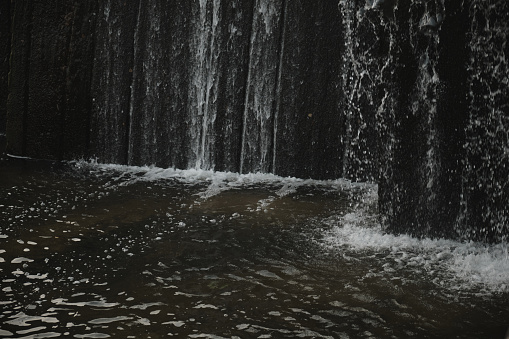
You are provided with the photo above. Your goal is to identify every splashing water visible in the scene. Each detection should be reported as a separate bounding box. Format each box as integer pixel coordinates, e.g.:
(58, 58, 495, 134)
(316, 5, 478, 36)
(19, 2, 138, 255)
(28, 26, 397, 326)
(1, 157, 508, 338)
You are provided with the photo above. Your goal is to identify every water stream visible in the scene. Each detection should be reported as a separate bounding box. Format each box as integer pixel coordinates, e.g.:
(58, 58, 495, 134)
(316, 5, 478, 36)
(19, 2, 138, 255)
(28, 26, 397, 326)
(1, 157, 508, 338)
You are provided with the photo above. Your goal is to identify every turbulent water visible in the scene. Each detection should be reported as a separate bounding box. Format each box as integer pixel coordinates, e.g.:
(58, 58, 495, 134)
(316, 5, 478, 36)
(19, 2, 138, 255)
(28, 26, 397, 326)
(0, 156, 508, 338)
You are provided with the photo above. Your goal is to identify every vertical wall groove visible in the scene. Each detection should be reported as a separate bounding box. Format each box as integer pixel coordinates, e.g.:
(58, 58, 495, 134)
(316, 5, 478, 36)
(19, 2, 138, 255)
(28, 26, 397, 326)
(272, 0, 287, 174)
(239, 4, 256, 174)
(20, 6, 33, 156)
(0, 0, 11, 149)
(126, 0, 144, 165)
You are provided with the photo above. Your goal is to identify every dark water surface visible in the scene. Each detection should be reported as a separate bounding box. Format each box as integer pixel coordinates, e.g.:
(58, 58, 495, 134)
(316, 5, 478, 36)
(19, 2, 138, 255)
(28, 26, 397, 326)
(1, 157, 508, 338)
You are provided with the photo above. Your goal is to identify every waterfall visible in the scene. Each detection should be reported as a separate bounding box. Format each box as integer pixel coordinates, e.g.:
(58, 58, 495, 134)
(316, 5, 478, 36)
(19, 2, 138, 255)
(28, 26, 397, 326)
(188, 0, 220, 170)
(240, 0, 284, 174)
(402, 0, 444, 237)
(459, 0, 509, 242)
(3, 0, 508, 242)
(128, 0, 164, 167)
(338, 1, 383, 182)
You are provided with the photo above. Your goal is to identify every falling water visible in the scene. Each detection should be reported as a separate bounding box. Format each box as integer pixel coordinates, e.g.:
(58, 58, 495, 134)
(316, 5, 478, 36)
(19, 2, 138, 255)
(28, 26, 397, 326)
(79, 0, 509, 241)
(459, 0, 509, 242)
(188, 0, 221, 170)
(128, 0, 159, 166)
(405, 0, 444, 236)
(338, 0, 382, 182)
(240, 0, 284, 174)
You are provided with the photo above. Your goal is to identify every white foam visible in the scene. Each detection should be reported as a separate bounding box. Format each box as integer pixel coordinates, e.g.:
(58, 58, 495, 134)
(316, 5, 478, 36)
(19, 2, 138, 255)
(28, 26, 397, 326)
(73, 160, 507, 293)
(322, 211, 509, 294)
(73, 160, 371, 198)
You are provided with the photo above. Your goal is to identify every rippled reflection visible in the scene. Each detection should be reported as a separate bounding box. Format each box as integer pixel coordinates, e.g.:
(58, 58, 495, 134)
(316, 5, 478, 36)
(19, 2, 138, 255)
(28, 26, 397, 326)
(0, 157, 508, 338)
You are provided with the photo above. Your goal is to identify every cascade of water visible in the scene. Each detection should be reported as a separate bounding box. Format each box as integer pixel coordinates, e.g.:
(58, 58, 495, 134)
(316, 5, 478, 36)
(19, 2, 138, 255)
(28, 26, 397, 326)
(128, 0, 160, 166)
(407, 1, 443, 235)
(459, 0, 509, 242)
(271, 0, 287, 176)
(338, 1, 386, 182)
(127, 2, 194, 169)
(378, 0, 453, 238)
(240, 0, 284, 174)
(5, 0, 508, 242)
(188, 0, 221, 170)
(378, 0, 508, 242)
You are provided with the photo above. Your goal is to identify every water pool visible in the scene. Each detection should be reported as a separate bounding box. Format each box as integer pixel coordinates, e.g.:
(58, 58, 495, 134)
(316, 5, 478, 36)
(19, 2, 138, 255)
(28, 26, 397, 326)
(1, 157, 508, 338)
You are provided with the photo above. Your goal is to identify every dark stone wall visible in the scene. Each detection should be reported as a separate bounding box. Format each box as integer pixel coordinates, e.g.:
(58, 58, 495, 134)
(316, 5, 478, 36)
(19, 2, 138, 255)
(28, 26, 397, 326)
(127, 0, 192, 169)
(6, 0, 31, 156)
(212, 0, 254, 173)
(61, 2, 97, 160)
(24, 1, 70, 159)
(274, 1, 344, 180)
(6, 0, 95, 160)
(0, 0, 10, 153)
(90, 0, 138, 164)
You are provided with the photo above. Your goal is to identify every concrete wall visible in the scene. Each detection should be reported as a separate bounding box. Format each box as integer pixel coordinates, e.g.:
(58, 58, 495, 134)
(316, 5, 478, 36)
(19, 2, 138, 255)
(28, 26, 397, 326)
(6, 1, 95, 159)
(0, 1, 11, 153)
